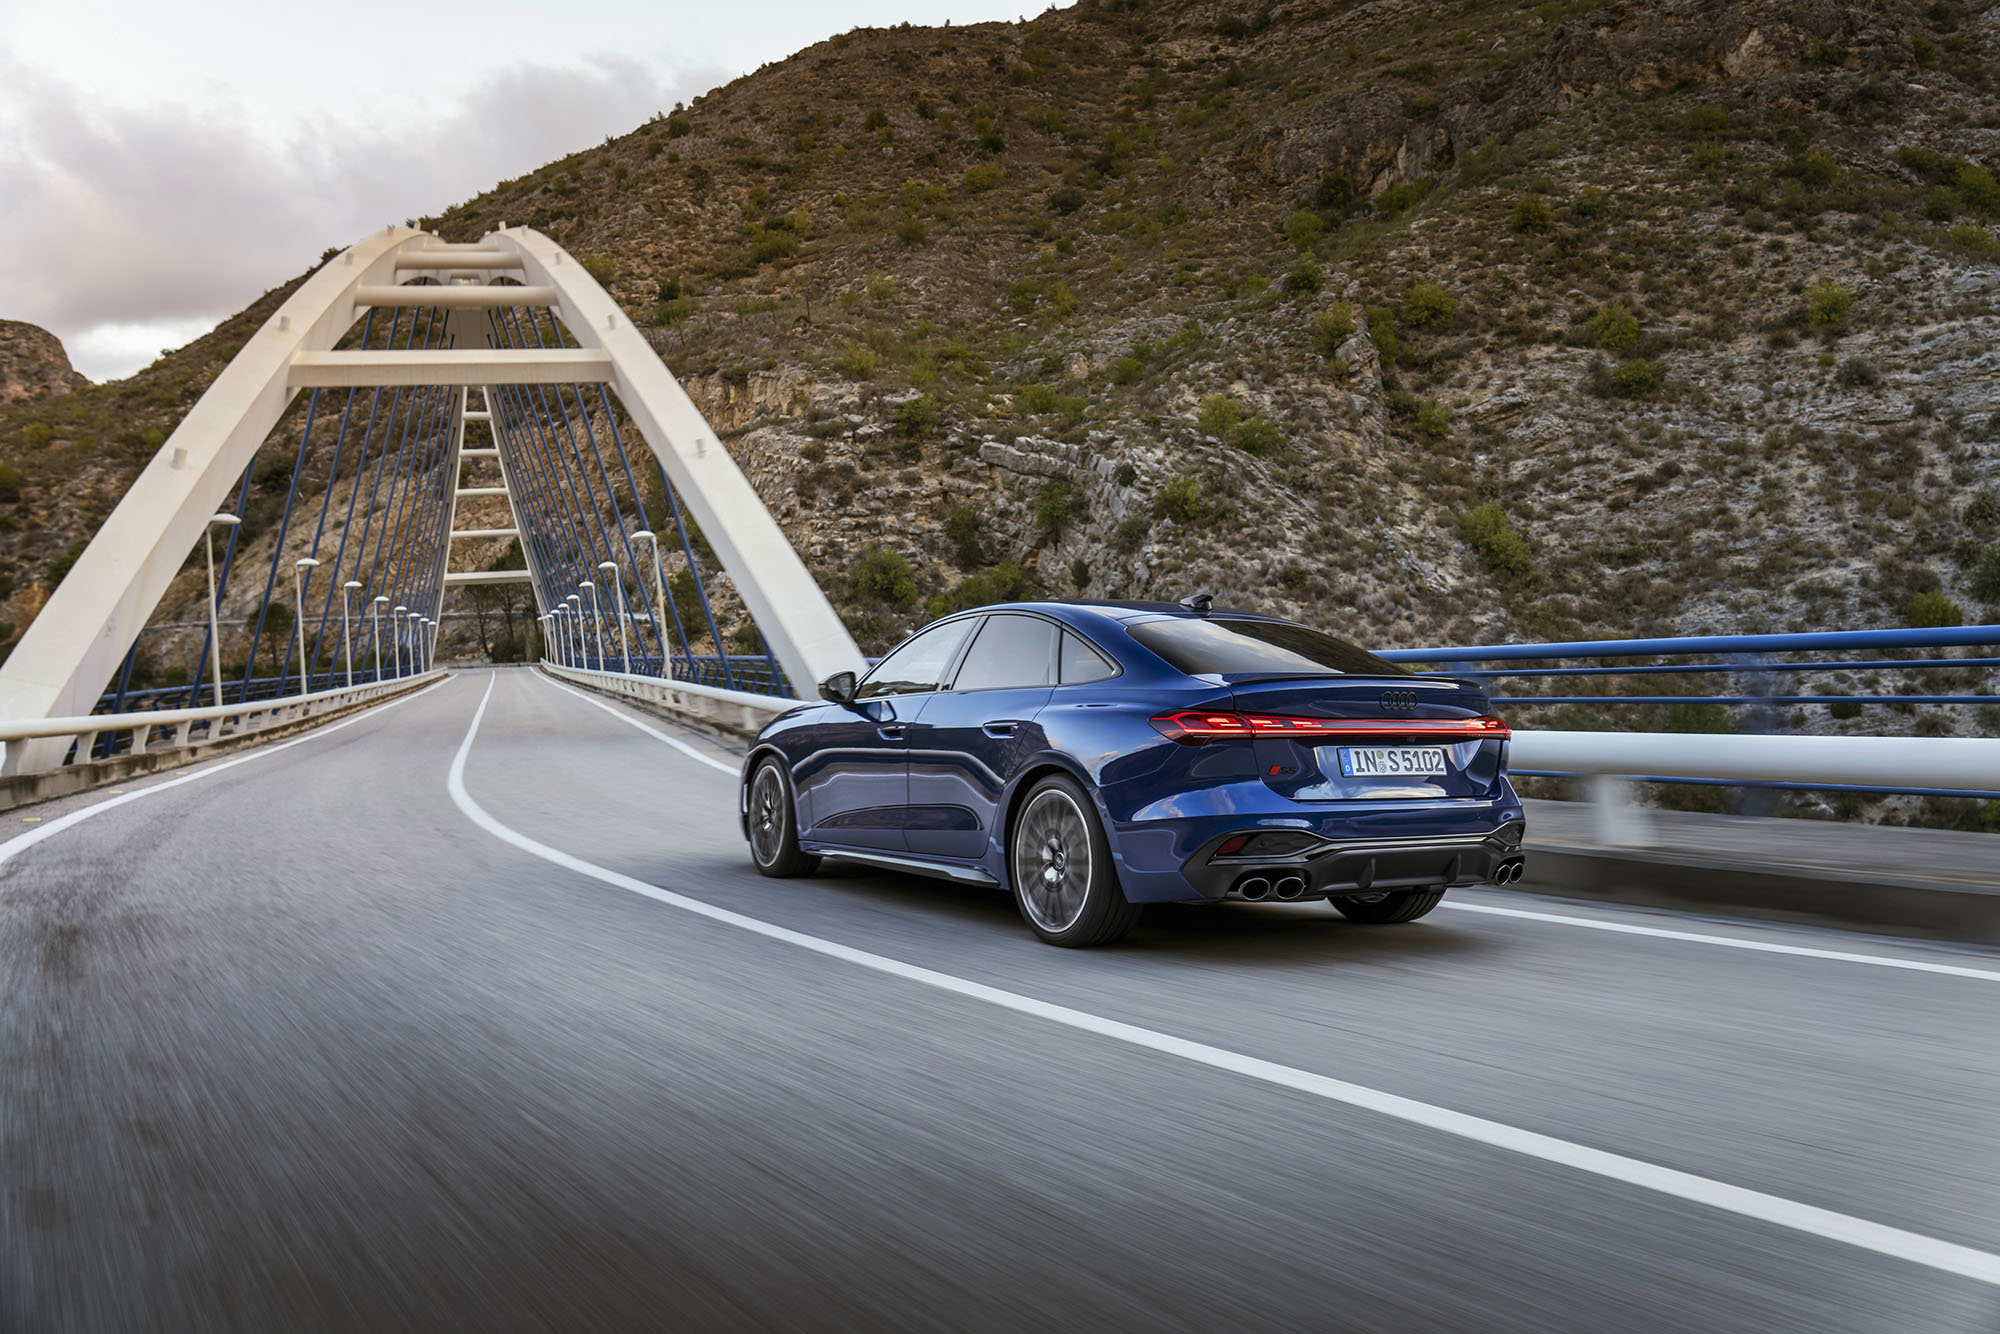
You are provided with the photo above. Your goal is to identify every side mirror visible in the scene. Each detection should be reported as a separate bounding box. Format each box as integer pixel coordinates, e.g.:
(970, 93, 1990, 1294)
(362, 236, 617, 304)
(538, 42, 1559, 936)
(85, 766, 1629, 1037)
(818, 671, 857, 705)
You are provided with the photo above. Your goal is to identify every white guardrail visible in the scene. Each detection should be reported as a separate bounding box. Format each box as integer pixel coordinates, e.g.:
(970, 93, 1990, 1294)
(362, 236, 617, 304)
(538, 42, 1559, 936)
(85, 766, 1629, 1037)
(539, 661, 795, 736)
(0, 670, 448, 776)
(543, 663, 2000, 845)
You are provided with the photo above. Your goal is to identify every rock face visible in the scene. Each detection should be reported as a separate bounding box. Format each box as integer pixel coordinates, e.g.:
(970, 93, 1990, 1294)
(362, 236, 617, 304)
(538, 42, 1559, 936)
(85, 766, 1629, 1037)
(0, 321, 87, 403)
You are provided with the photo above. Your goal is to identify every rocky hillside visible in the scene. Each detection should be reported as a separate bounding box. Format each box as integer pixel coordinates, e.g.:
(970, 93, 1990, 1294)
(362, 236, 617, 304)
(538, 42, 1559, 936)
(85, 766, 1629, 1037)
(0, 322, 87, 405)
(3, 0, 1999, 778)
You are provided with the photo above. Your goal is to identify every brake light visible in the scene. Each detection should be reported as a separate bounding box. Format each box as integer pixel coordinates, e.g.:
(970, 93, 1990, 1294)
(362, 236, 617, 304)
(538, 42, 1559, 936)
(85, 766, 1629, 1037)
(1149, 711, 1509, 744)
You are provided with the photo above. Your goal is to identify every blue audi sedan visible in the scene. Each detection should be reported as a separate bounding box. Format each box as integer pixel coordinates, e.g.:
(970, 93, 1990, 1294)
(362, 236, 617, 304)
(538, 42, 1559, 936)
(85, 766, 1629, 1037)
(740, 598, 1525, 946)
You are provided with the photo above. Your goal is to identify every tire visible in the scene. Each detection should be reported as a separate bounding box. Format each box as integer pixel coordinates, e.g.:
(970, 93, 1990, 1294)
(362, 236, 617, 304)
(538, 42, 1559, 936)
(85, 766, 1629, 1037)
(1008, 775, 1142, 947)
(746, 757, 819, 878)
(1331, 887, 1445, 924)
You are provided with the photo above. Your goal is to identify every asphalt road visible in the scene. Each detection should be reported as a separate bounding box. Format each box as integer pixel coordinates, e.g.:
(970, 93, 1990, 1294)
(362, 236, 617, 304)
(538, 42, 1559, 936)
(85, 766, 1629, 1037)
(4, 668, 1997, 1332)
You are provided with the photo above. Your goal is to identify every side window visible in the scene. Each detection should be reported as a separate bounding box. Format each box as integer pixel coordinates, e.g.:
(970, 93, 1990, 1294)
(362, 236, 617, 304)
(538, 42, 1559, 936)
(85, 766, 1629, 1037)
(1059, 631, 1118, 685)
(856, 619, 976, 700)
(951, 614, 1057, 692)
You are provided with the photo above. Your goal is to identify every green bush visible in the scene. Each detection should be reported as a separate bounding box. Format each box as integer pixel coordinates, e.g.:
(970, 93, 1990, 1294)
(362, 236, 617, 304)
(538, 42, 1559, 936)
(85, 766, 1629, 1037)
(1828, 694, 1864, 721)
(1971, 548, 2000, 601)
(1791, 150, 1839, 188)
(0, 463, 22, 503)
(581, 254, 617, 285)
(1805, 281, 1854, 325)
(1587, 300, 1639, 351)
(896, 218, 928, 246)
(1836, 356, 1880, 388)
(962, 162, 1003, 193)
(1310, 303, 1354, 357)
(1034, 480, 1079, 536)
(1047, 186, 1086, 215)
(1018, 383, 1085, 419)
(1114, 462, 1138, 486)
(1283, 258, 1322, 294)
(836, 344, 877, 380)
(1905, 589, 1963, 628)
(1366, 307, 1402, 364)
(21, 423, 51, 449)
(1690, 142, 1726, 172)
(946, 504, 982, 565)
(1154, 475, 1202, 524)
(1229, 417, 1282, 455)
(748, 228, 798, 264)
(1112, 516, 1149, 553)
(1947, 221, 2000, 256)
(1413, 399, 1452, 442)
(1964, 488, 2000, 536)
(1460, 504, 1531, 579)
(894, 395, 941, 437)
(1608, 358, 1664, 397)
(1511, 193, 1555, 233)
(1196, 394, 1245, 437)
(1402, 281, 1457, 327)
(1951, 160, 2000, 213)
(1283, 210, 1325, 253)
(854, 547, 917, 608)
(1109, 355, 1144, 386)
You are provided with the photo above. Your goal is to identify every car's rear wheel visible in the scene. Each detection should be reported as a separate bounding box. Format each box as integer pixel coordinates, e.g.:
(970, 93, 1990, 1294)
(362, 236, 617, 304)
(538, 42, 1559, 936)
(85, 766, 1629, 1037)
(1331, 887, 1444, 924)
(1009, 776, 1141, 947)
(747, 757, 819, 878)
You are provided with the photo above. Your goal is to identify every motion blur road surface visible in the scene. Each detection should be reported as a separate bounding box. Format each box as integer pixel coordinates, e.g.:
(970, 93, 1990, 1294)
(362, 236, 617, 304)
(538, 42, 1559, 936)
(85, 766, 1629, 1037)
(4, 669, 1997, 1331)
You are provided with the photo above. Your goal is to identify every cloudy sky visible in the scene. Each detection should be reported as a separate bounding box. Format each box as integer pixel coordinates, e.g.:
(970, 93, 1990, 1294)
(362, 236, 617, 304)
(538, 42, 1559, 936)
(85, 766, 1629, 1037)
(0, 0, 1047, 380)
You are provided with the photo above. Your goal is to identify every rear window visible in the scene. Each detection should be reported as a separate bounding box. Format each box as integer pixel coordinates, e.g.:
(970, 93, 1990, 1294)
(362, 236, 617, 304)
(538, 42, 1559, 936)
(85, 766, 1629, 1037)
(1127, 617, 1407, 678)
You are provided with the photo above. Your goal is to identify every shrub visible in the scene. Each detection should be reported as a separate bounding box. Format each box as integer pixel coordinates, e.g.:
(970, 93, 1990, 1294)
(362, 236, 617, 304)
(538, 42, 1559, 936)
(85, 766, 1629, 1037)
(1196, 394, 1245, 437)
(1310, 303, 1354, 357)
(1947, 221, 2000, 256)
(961, 162, 1003, 193)
(665, 116, 692, 138)
(854, 547, 917, 608)
(1608, 358, 1664, 397)
(654, 296, 693, 325)
(1791, 150, 1839, 188)
(1402, 281, 1457, 327)
(1965, 488, 2000, 536)
(1366, 308, 1402, 364)
(21, 423, 51, 449)
(1033, 480, 1078, 536)
(1586, 300, 1639, 351)
(1972, 548, 2000, 601)
(1154, 475, 1202, 524)
(1691, 142, 1726, 172)
(1572, 186, 1608, 219)
(1047, 186, 1086, 215)
(1951, 160, 2000, 213)
(1836, 356, 1880, 387)
(1112, 516, 1150, 553)
(1828, 695, 1864, 721)
(1114, 462, 1138, 486)
(895, 395, 941, 437)
(1805, 281, 1854, 325)
(1109, 355, 1144, 386)
(946, 504, 982, 565)
(0, 463, 21, 503)
(1283, 210, 1325, 253)
(1511, 193, 1555, 232)
(581, 254, 617, 284)
(836, 344, 877, 380)
(1049, 280, 1077, 316)
(896, 218, 928, 245)
(1229, 417, 1281, 455)
(1283, 258, 1322, 293)
(1413, 399, 1452, 442)
(1905, 590, 1963, 628)
(1459, 504, 1531, 580)
(748, 228, 798, 264)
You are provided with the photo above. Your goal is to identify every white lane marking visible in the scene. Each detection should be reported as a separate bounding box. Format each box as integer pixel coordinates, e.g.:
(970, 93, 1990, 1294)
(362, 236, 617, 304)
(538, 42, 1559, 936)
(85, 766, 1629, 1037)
(0, 676, 456, 873)
(534, 672, 738, 775)
(1441, 901, 2000, 983)
(447, 673, 2000, 1289)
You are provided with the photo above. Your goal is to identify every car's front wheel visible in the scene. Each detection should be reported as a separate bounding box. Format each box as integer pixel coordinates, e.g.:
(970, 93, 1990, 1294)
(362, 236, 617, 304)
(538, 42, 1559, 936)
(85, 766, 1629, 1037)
(1008, 775, 1141, 947)
(1331, 888, 1444, 924)
(747, 757, 819, 878)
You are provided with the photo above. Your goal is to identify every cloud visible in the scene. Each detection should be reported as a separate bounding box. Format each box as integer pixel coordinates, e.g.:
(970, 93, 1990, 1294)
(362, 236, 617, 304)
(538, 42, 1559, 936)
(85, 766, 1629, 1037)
(0, 52, 728, 379)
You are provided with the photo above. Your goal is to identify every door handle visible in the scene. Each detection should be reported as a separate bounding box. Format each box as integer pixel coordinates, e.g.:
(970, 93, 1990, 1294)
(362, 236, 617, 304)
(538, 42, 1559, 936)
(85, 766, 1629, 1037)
(877, 725, 906, 740)
(981, 721, 1019, 738)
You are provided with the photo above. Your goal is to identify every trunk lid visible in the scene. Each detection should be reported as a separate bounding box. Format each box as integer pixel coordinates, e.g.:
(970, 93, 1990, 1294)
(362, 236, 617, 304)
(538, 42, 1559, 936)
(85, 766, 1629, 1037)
(1223, 674, 1508, 802)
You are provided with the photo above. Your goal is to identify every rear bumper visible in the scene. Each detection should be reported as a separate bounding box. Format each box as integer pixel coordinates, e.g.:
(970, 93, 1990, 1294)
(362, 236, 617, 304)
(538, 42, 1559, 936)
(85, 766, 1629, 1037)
(1180, 823, 1525, 900)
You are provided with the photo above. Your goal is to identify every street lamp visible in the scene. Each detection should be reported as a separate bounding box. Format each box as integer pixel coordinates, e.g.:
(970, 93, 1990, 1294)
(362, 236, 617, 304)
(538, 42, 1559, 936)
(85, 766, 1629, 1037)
(551, 608, 567, 666)
(566, 594, 583, 667)
(598, 560, 630, 674)
(371, 596, 388, 682)
(393, 605, 408, 677)
(292, 557, 320, 694)
(341, 581, 361, 687)
(631, 530, 672, 679)
(579, 580, 606, 668)
(203, 514, 241, 707)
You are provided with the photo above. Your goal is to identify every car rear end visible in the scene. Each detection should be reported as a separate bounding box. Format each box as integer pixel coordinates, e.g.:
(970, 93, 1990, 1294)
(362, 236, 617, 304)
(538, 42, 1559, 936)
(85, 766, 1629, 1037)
(1095, 612, 1525, 905)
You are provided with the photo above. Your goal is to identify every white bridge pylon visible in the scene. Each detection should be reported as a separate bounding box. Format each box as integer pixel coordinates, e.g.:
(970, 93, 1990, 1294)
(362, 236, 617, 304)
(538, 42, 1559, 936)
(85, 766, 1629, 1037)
(0, 226, 863, 767)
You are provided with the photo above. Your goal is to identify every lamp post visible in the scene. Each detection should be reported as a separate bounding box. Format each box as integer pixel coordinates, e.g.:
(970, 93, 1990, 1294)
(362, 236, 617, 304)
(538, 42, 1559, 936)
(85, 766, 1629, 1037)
(631, 530, 672, 679)
(579, 580, 606, 668)
(598, 560, 631, 674)
(203, 514, 241, 707)
(393, 605, 408, 677)
(537, 614, 550, 663)
(566, 594, 583, 667)
(341, 581, 361, 688)
(371, 596, 388, 682)
(292, 557, 319, 695)
(552, 609, 567, 666)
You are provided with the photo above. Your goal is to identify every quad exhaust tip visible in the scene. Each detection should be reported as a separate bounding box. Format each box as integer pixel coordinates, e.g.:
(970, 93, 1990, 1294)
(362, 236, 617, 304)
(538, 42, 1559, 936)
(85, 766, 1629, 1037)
(1273, 875, 1308, 900)
(1495, 858, 1526, 885)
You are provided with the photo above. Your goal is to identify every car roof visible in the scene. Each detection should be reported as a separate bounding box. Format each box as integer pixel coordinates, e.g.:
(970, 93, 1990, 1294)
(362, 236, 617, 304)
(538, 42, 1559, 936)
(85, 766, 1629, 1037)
(967, 599, 1289, 626)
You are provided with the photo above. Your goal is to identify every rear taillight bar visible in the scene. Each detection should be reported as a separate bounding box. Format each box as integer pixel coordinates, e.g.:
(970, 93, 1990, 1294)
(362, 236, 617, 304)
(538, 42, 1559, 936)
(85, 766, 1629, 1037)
(1149, 711, 1510, 744)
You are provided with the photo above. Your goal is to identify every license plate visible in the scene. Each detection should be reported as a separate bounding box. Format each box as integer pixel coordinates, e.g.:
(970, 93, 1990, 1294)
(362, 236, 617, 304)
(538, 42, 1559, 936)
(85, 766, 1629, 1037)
(1338, 746, 1448, 777)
